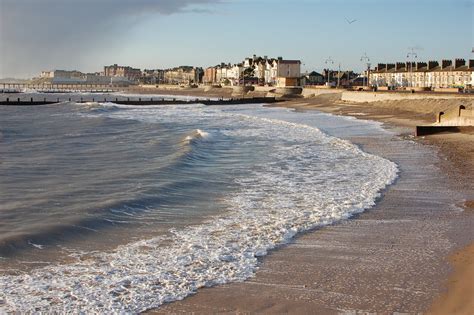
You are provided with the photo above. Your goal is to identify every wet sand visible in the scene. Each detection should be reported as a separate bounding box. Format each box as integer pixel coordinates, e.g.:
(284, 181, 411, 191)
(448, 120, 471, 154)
(143, 92, 474, 314)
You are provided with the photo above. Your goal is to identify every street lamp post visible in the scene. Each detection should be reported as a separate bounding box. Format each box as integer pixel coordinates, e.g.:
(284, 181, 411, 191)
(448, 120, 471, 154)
(325, 57, 334, 86)
(407, 48, 418, 88)
(360, 53, 371, 87)
(337, 63, 341, 88)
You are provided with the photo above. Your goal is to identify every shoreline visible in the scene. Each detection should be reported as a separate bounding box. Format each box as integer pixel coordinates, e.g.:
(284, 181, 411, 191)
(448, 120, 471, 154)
(147, 91, 473, 313)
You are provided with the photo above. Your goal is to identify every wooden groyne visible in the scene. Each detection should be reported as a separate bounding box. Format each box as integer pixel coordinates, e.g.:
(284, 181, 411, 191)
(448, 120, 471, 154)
(0, 97, 282, 106)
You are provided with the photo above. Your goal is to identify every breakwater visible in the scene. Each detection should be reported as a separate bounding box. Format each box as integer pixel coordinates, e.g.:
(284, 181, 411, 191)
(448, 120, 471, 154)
(0, 96, 282, 106)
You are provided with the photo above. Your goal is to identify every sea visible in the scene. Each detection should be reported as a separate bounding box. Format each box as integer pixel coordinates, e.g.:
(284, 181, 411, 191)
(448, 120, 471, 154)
(0, 92, 398, 313)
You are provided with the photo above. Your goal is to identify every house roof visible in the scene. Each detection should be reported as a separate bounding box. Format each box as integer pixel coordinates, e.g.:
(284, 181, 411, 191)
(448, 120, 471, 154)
(308, 71, 323, 76)
(372, 66, 474, 73)
(372, 59, 474, 73)
(279, 60, 301, 64)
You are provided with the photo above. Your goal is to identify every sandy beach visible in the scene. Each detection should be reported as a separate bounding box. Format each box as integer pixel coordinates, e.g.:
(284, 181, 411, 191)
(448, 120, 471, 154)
(139, 89, 474, 314)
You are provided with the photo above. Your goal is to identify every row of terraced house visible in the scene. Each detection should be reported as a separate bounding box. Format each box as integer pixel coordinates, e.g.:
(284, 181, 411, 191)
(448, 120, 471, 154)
(369, 58, 474, 89)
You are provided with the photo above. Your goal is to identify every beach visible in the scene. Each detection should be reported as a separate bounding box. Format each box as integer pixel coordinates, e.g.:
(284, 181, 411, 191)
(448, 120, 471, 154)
(148, 90, 473, 314)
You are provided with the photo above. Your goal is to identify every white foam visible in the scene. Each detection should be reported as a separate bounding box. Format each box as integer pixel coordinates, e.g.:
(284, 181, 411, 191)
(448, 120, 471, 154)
(182, 129, 212, 147)
(20, 87, 39, 94)
(0, 104, 398, 313)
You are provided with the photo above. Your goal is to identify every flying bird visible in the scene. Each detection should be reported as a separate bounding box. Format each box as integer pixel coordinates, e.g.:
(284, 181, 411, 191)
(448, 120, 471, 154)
(345, 18, 357, 24)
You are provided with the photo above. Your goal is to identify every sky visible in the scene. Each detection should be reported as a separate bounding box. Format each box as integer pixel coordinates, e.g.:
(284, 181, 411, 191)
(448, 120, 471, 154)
(0, 0, 472, 78)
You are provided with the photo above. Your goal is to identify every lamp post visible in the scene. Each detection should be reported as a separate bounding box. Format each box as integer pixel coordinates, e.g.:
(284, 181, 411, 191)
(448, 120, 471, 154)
(300, 61, 306, 86)
(325, 57, 334, 86)
(470, 48, 474, 90)
(337, 63, 341, 88)
(360, 53, 371, 87)
(407, 48, 418, 88)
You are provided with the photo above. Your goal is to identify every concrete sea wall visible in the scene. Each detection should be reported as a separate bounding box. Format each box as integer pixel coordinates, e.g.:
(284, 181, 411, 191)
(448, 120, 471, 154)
(436, 105, 474, 126)
(341, 91, 471, 103)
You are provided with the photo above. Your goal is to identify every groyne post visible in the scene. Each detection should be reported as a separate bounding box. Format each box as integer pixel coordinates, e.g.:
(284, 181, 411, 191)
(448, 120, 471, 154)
(459, 105, 465, 117)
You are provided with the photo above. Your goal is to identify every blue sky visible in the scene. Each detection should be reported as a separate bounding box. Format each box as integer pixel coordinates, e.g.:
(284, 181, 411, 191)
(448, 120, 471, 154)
(0, 0, 472, 78)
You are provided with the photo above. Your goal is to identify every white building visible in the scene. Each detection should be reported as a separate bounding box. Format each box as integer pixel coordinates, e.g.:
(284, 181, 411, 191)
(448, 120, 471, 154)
(214, 64, 243, 85)
(370, 59, 473, 89)
(266, 58, 301, 86)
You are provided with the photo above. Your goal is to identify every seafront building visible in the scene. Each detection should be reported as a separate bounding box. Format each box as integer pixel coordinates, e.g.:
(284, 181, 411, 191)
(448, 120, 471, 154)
(162, 66, 203, 85)
(40, 70, 83, 80)
(301, 71, 325, 85)
(33, 57, 473, 90)
(103, 64, 142, 81)
(216, 64, 242, 84)
(39, 69, 116, 85)
(370, 59, 474, 89)
(203, 55, 302, 87)
(141, 69, 166, 84)
(139, 67, 203, 85)
(38, 66, 204, 86)
(39, 65, 143, 85)
(203, 63, 243, 85)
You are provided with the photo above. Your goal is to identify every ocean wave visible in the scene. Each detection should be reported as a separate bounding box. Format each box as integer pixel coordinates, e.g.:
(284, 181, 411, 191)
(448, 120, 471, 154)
(79, 102, 122, 113)
(0, 106, 398, 313)
(183, 129, 211, 143)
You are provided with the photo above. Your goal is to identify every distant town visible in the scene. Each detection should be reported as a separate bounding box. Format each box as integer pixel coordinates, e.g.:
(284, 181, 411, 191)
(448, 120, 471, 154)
(10, 55, 474, 92)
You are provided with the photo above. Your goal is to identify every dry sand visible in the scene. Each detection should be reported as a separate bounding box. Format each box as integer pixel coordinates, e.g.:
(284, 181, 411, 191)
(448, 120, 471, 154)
(428, 242, 474, 315)
(145, 91, 473, 314)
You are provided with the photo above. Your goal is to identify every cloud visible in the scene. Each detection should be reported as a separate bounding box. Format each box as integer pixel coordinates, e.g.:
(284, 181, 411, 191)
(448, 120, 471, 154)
(0, 0, 222, 78)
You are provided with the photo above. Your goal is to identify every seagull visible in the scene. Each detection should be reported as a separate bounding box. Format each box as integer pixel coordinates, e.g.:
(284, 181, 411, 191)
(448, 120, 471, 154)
(345, 18, 357, 24)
